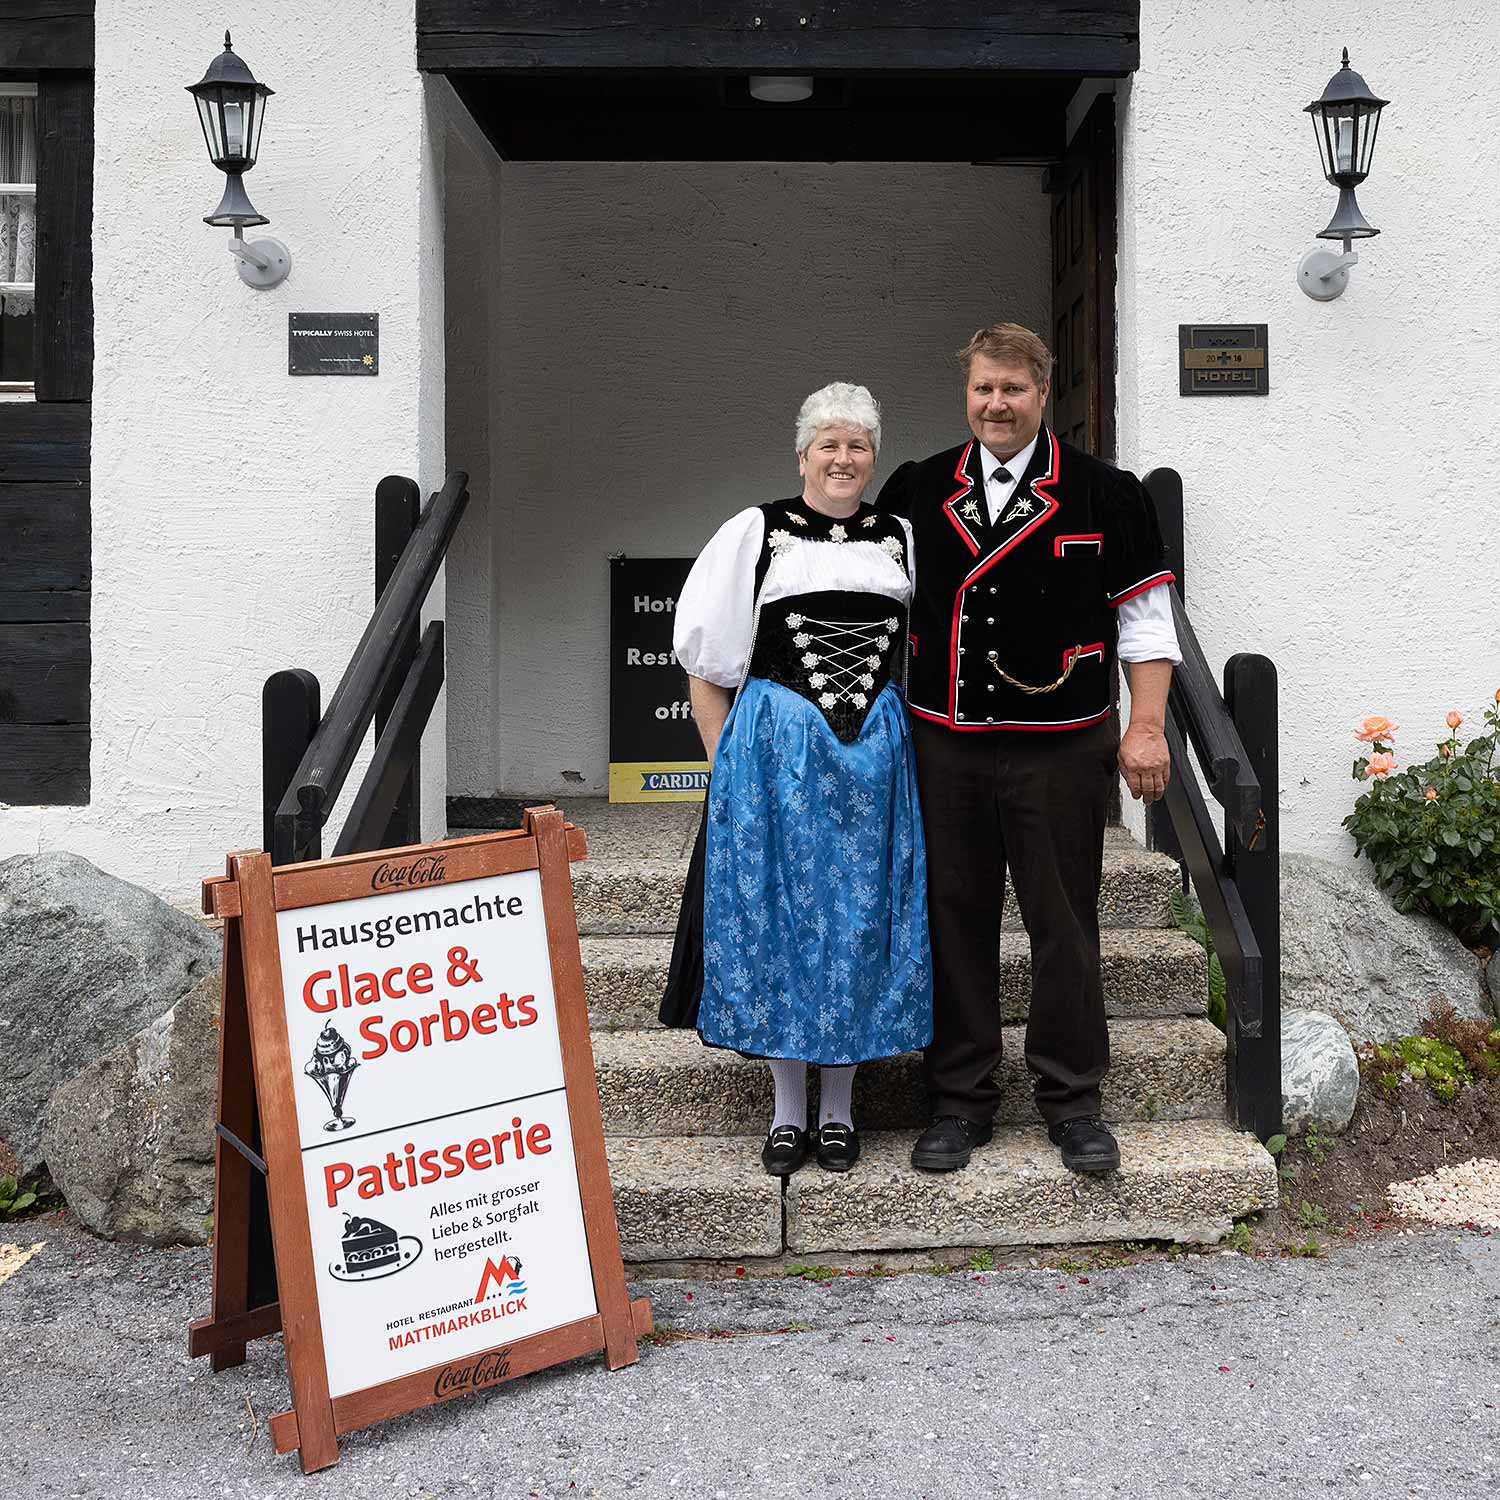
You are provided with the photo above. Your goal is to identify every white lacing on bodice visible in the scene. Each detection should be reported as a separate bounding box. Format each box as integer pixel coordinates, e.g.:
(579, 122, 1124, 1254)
(785, 612, 900, 711)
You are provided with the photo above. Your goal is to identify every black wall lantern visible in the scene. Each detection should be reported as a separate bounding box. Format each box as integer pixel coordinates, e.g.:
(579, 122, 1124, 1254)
(1297, 48, 1388, 302)
(187, 32, 291, 289)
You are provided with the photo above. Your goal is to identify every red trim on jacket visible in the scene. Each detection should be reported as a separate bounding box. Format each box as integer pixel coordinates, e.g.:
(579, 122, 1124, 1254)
(946, 431, 1063, 722)
(940, 442, 980, 556)
(1108, 571, 1176, 608)
(909, 701, 1113, 733)
(1063, 641, 1106, 672)
(1053, 532, 1104, 556)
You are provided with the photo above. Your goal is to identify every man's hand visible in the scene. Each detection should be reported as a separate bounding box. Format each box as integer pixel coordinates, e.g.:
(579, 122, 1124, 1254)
(1118, 723, 1170, 803)
(1119, 658, 1174, 804)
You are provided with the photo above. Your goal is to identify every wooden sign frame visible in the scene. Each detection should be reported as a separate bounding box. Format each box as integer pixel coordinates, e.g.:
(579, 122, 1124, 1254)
(187, 806, 650, 1474)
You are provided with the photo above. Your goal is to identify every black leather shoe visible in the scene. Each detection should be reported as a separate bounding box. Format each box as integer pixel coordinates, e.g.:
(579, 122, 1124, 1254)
(910, 1115, 993, 1171)
(761, 1125, 810, 1177)
(1048, 1116, 1121, 1173)
(815, 1121, 861, 1173)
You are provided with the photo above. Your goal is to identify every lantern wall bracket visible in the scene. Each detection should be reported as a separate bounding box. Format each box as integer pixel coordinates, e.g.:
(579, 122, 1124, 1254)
(1296, 243, 1359, 303)
(228, 233, 291, 290)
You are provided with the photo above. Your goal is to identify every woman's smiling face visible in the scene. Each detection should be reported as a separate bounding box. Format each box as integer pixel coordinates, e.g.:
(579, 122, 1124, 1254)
(799, 425, 875, 513)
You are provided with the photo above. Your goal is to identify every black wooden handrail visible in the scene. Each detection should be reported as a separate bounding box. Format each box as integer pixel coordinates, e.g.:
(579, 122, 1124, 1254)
(263, 471, 470, 865)
(1143, 466, 1281, 1141)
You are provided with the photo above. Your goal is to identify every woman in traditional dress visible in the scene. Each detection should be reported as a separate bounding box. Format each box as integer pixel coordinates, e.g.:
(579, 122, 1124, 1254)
(659, 382, 931, 1176)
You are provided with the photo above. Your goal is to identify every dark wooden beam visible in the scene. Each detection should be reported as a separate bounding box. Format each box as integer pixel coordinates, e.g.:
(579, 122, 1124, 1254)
(0, 3, 94, 71)
(35, 74, 93, 401)
(0, 726, 89, 804)
(0, 485, 89, 592)
(419, 1, 1140, 75)
(0, 403, 89, 481)
(0, 623, 88, 724)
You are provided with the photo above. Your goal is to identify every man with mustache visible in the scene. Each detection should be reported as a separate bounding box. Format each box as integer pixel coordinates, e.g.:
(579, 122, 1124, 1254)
(878, 323, 1181, 1174)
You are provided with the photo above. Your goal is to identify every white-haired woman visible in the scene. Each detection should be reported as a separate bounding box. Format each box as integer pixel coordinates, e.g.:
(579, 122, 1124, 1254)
(659, 383, 932, 1176)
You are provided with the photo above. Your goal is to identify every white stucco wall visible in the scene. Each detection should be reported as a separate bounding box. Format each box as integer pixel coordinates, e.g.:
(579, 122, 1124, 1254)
(1117, 2, 1500, 864)
(449, 161, 1050, 797)
(0, 1, 449, 901)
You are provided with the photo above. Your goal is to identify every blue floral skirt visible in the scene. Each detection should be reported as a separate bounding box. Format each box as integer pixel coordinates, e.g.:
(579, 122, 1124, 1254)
(698, 678, 932, 1064)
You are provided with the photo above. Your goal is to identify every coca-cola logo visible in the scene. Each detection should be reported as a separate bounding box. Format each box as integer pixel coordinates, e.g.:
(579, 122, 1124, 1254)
(370, 853, 448, 892)
(433, 1347, 512, 1399)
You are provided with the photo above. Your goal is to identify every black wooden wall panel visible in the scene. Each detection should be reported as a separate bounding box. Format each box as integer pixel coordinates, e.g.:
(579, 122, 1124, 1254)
(35, 74, 93, 401)
(0, 40, 93, 806)
(0, 4, 93, 71)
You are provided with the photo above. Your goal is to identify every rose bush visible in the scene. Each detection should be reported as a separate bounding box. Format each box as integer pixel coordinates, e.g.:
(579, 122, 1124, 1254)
(1343, 693, 1500, 947)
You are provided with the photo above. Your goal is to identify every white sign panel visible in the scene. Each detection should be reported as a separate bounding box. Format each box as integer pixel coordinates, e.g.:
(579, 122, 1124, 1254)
(275, 864, 598, 1399)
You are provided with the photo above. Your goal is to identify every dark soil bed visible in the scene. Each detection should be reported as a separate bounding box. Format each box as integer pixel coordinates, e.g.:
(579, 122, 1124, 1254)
(1250, 1073, 1500, 1250)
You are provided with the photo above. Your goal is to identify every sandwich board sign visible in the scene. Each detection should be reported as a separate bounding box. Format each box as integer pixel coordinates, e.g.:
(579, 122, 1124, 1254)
(188, 807, 650, 1473)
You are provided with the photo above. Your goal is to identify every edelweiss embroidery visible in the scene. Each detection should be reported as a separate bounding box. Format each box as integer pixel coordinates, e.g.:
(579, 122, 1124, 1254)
(769, 528, 797, 554)
(828, 524, 848, 543)
(787, 512, 808, 526)
(1002, 495, 1037, 523)
(960, 498, 982, 524)
(861, 515, 878, 528)
(878, 535, 904, 560)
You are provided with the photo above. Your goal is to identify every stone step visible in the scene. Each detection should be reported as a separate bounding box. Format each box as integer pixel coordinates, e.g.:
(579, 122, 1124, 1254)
(606, 1135, 783, 1261)
(591, 1018, 1225, 1137)
(784, 1121, 1278, 1254)
(602, 1122, 1275, 1261)
(582, 929, 1207, 1031)
(570, 828, 1180, 936)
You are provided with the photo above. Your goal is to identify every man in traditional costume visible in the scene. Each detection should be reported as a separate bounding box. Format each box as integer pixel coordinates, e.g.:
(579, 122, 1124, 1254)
(877, 323, 1181, 1174)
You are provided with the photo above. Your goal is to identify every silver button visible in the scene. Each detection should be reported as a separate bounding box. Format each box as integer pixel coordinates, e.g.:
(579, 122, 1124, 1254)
(957, 679, 965, 687)
(958, 647, 965, 655)
(961, 614, 969, 622)
(987, 683, 995, 692)
(986, 617, 995, 625)
(989, 587, 997, 595)
(986, 716, 995, 723)
(957, 713, 965, 721)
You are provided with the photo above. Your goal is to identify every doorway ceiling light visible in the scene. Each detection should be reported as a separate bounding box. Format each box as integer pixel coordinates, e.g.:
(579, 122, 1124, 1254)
(748, 76, 814, 103)
(187, 32, 291, 289)
(1297, 48, 1388, 302)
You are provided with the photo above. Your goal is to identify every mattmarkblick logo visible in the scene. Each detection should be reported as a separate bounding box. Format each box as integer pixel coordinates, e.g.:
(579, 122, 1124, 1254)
(433, 1346, 513, 1400)
(370, 852, 448, 892)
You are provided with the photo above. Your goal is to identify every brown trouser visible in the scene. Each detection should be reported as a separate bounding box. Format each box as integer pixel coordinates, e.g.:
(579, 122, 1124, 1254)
(911, 714, 1117, 1128)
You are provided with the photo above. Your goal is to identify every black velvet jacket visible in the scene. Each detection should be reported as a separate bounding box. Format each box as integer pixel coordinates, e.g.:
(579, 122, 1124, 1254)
(876, 426, 1173, 733)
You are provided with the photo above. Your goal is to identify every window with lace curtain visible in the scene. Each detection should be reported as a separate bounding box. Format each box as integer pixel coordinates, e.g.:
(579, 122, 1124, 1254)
(0, 84, 37, 391)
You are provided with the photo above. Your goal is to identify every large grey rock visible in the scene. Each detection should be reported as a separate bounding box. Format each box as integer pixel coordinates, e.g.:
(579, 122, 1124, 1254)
(41, 969, 220, 1245)
(1281, 1008, 1360, 1135)
(0, 852, 219, 1170)
(1488, 950, 1499, 1005)
(1281, 853, 1492, 1044)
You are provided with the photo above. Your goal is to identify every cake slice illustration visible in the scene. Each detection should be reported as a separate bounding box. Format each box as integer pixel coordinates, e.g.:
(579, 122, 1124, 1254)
(340, 1214, 399, 1273)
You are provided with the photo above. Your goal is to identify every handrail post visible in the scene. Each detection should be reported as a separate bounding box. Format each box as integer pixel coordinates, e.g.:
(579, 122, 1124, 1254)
(375, 475, 423, 850)
(1143, 467, 1186, 876)
(262, 669, 321, 865)
(1224, 653, 1282, 1139)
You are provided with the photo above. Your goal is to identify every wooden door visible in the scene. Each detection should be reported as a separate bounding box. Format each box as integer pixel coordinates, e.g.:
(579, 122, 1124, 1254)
(1049, 94, 1117, 459)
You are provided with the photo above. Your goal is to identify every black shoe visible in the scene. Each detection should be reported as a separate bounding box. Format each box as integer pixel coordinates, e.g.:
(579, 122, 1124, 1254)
(815, 1121, 861, 1173)
(910, 1115, 993, 1171)
(1048, 1116, 1121, 1173)
(761, 1125, 810, 1177)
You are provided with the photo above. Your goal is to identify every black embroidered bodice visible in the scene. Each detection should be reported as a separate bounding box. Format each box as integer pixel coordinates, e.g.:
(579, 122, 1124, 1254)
(748, 590, 907, 742)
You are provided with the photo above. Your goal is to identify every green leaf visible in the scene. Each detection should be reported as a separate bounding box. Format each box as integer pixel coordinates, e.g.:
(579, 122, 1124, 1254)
(1265, 1133, 1287, 1156)
(10, 1191, 35, 1213)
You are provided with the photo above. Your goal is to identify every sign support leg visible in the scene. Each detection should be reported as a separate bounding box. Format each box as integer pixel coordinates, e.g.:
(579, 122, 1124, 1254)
(526, 805, 643, 1371)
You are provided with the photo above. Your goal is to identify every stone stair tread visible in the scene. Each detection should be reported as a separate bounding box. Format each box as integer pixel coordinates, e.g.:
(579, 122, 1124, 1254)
(606, 1134, 783, 1260)
(580, 930, 1208, 1029)
(785, 1120, 1277, 1253)
(590, 1018, 1225, 1135)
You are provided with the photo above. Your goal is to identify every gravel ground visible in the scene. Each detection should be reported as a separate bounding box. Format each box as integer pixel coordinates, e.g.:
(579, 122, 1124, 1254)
(3, 1213, 1500, 1499)
(1389, 1157, 1500, 1228)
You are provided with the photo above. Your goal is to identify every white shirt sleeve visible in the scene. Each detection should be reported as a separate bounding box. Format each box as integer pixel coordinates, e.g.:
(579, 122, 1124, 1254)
(672, 507, 766, 689)
(1116, 582, 1182, 664)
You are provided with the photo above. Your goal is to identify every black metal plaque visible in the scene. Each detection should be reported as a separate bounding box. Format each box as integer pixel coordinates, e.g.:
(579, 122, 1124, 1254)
(1179, 324, 1268, 397)
(288, 313, 379, 376)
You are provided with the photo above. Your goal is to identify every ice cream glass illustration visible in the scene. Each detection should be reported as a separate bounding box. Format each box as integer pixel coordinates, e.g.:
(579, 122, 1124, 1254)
(305, 1023, 358, 1131)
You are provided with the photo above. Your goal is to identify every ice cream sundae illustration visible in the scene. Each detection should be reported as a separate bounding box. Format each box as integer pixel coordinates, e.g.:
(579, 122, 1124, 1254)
(304, 1023, 358, 1131)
